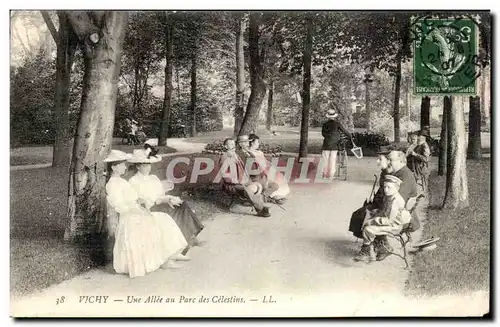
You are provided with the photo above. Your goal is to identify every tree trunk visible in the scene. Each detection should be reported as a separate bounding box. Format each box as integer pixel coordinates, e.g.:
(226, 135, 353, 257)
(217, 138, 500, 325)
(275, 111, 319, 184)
(299, 16, 313, 159)
(233, 13, 245, 137)
(65, 11, 128, 243)
(438, 96, 450, 176)
(239, 12, 266, 136)
(365, 79, 371, 132)
(52, 12, 77, 167)
(442, 96, 469, 209)
(158, 11, 173, 146)
(420, 96, 430, 129)
(467, 96, 482, 159)
(480, 67, 490, 127)
(393, 58, 402, 143)
(266, 80, 274, 131)
(189, 55, 197, 137)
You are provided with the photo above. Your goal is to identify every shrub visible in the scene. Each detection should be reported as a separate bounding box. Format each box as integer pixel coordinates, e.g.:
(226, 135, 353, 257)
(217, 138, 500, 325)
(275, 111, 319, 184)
(202, 140, 282, 157)
(348, 132, 390, 151)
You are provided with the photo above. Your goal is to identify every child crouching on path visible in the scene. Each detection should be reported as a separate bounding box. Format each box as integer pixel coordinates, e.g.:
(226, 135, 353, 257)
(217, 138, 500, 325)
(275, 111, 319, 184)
(354, 175, 411, 263)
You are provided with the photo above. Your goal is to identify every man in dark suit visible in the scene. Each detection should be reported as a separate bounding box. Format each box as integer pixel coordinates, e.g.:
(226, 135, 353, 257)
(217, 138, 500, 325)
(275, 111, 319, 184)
(321, 109, 354, 180)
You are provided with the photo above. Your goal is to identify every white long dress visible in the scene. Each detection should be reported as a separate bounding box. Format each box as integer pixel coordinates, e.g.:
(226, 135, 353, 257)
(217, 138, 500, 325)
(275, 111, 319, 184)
(128, 173, 188, 255)
(106, 176, 186, 278)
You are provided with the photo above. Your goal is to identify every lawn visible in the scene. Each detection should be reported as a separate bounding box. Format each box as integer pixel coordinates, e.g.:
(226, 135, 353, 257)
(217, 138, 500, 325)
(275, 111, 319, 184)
(406, 159, 491, 297)
(10, 139, 177, 166)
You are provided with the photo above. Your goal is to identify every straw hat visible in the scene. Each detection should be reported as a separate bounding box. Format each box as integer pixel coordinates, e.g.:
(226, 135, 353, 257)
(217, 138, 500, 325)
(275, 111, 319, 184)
(104, 150, 132, 163)
(127, 148, 162, 164)
(237, 135, 250, 143)
(414, 237, 440, 252)
(325, 109, 338, 119)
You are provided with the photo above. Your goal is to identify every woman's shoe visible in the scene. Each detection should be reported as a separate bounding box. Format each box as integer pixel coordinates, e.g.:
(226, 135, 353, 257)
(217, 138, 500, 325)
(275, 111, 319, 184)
(190, 237, 206, 247)
(171, 253, 191, 261)
(161, 260, 182, 269)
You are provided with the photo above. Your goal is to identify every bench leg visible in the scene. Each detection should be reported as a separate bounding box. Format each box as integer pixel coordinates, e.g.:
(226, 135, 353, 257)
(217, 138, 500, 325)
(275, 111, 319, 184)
(381, 234, 409, 269)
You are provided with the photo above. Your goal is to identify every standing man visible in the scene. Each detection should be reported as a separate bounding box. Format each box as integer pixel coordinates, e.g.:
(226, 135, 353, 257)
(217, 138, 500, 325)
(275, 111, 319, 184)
(321, 109, 354, 180)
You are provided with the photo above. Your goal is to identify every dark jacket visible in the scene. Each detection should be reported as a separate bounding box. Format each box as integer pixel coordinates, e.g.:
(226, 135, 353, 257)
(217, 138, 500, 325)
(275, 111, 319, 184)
(321, 119, 352, 151)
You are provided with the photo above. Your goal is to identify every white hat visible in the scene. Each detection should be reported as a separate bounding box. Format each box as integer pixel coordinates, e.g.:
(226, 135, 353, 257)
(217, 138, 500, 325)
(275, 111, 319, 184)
(104, 150, 132, 162)
(127, 148, 162, 164)
(325, 109, 338, 119)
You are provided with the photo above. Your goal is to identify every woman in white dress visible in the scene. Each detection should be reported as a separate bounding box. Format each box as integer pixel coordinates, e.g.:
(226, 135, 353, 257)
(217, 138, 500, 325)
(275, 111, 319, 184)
(128, 146, 204, 248)
(104, 150, 188, 278)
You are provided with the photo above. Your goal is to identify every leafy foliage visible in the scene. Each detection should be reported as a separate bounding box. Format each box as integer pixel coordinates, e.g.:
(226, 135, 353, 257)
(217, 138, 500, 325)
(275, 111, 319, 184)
(10, 50, 55, 146)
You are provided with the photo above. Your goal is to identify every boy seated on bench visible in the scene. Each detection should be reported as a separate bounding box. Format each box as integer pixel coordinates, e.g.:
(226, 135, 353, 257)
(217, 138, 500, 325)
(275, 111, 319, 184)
(217, 138, 271, 218)
(354, 175, 411, 263)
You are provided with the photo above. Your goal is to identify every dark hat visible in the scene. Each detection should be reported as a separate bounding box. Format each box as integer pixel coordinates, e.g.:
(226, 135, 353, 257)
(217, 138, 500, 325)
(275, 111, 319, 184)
(377, 149, 391, 155)
(418, 129, 430, 137)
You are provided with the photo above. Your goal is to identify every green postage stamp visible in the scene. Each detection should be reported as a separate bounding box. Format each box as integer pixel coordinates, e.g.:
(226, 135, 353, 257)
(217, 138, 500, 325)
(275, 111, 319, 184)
(413, 17, 479, 95)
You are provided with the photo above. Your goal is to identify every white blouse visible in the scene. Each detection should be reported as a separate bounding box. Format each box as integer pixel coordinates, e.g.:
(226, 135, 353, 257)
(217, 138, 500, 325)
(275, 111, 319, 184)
(128, 173, 166, 210)
(106, 176, 143, 215)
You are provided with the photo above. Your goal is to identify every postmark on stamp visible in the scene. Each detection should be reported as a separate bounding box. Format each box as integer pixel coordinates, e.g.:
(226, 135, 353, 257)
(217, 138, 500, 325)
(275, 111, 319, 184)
(412, 16, 480, 95)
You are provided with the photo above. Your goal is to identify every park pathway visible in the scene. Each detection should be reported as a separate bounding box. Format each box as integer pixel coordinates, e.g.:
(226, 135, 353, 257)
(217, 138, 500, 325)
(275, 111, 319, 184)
(10, 174, 488, 317)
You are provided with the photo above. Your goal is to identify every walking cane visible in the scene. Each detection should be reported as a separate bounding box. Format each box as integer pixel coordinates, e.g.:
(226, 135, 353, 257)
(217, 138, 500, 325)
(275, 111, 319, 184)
(366, 174, 379, 205)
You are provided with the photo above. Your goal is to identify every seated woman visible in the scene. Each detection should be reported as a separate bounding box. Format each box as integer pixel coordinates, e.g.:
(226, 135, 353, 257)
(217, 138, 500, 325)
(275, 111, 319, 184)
(247, 134, 290, 203)
(104, 150, 189, 278)
(127, 145, 204, 248)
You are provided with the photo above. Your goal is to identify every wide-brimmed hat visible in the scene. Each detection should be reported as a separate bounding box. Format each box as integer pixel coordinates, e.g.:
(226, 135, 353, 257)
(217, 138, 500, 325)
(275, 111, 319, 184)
(325, 109, 338, 119)
(127, 148, 162, 164)
(104, 150, 131, 163)
(237, 135, 249, 143)
(414, 237, 440, 252)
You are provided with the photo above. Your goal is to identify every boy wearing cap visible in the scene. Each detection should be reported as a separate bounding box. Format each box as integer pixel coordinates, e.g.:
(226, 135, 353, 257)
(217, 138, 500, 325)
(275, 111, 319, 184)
(354, 175, 411, 263)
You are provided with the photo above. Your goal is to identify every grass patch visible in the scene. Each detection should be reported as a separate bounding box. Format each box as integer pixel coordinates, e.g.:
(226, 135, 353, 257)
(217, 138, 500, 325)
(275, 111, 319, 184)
(10, 143, 177, 167)
(406, 159, 491, 297)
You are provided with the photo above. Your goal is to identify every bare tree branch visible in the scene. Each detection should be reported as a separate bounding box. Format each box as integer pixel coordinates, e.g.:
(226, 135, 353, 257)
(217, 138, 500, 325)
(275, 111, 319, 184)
(40, 11, 59, 45)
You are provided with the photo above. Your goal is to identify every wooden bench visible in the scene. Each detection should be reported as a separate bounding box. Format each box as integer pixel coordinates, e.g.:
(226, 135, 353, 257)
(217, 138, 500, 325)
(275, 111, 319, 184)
(380, 194, 426, 269)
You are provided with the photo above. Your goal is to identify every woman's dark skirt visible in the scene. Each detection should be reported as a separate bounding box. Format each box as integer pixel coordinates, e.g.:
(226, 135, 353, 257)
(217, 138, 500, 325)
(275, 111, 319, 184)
(151, 202, 204, 245)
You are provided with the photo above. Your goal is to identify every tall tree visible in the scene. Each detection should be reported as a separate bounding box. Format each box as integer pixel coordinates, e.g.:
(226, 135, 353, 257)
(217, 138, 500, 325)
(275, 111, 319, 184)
(120, 12, 163, 121)
(65, 11, 128, 242)
(420, 96, 431, 129)
(442, 96, 469, 209)
(158, 11, 174, 146)
(41, 11, 79, 167)
(266, 80, 274, 131)
(234, 12, 246, 137)
(438, 96, 450, 176)
(189, 54, 197, 136)
(467, 96, 482, 159)
(299, 15, 313, 159)
(239, 12, 267, 135)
